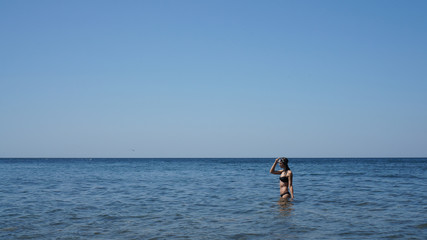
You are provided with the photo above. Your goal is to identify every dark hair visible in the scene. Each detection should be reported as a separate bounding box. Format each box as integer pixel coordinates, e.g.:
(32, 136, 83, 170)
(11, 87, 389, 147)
(279, 157, 290, 171)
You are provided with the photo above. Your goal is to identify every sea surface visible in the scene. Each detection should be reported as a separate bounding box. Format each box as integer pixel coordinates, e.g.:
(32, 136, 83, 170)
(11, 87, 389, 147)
(0, 158, 426, 239)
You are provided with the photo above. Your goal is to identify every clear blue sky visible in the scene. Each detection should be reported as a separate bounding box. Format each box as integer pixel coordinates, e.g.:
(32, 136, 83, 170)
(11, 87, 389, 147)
(1, 0, 426, 158)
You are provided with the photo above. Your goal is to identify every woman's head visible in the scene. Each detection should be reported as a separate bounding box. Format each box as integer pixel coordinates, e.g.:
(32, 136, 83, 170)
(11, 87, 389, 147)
(278, 157, 290, 170)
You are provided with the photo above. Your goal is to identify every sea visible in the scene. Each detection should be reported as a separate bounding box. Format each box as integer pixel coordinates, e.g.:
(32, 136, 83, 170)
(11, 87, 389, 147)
(0, 158, 426, 239)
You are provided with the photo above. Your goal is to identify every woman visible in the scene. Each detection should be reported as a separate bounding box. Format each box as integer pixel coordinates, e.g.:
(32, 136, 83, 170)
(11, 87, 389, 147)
(270, 157, 294, 199)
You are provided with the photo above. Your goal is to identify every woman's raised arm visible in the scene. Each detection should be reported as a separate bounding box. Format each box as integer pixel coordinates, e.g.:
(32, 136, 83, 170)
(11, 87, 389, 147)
(270, 158, 282, 174)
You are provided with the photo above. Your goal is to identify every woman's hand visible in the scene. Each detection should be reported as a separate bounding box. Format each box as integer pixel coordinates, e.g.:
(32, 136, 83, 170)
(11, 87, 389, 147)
(270, 158, 281, 174)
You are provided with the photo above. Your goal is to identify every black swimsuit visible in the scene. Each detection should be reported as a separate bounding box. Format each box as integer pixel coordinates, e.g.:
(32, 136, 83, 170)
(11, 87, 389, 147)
(280, 172, 290, 197)
(281, 192, 290, 197)
(279, 176, 288, 183)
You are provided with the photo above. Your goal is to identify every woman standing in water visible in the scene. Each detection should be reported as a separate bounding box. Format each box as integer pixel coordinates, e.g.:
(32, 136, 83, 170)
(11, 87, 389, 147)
(270, 157, 294, 199)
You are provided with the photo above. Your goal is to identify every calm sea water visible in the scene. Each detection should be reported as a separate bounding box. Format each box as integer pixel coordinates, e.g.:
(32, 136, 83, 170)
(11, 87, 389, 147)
(0, 158, 426, 239)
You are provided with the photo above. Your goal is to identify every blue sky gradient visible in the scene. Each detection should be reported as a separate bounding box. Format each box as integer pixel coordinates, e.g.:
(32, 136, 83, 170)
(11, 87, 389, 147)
(1, 0, 426, 157)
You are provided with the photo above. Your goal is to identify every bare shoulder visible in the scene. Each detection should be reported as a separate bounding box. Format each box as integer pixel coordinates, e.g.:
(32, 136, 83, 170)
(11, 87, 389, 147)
(288, 170, 293, 176)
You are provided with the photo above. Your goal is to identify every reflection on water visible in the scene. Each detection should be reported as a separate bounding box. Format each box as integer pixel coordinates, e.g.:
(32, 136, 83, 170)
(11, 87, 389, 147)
(278, 198, 294, 217)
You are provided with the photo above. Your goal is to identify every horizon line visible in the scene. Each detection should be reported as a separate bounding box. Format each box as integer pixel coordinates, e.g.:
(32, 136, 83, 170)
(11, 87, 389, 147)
(1, 157, 426, 159)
